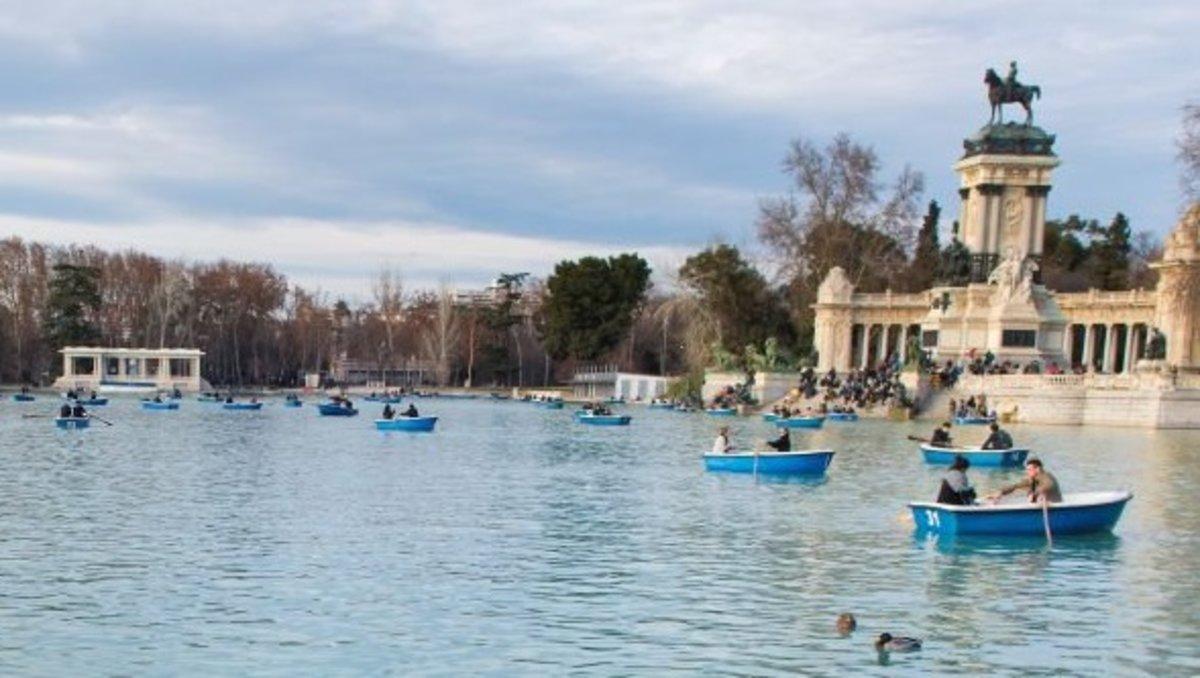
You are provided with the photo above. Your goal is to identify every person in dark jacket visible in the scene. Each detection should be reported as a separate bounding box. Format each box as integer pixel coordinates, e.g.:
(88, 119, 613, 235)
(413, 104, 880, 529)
(980, 422, 1014, 450)
(936, 455, 976, 505)
(766, 428, 791, 452)
(930, 422, 954, 448)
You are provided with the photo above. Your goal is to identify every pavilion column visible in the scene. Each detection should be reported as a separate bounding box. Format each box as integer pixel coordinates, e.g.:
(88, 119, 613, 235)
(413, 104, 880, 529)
(899, 325, 909, 365)
(1082, 325, 1094, 371)
(859, 325, 870, 369)
(1102, 324, 1116, 373)
(1062, 324, 1074, 367)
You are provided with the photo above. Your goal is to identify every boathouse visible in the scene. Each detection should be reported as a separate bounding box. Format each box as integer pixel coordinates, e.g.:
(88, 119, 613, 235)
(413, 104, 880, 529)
(54, 347, 204, 393)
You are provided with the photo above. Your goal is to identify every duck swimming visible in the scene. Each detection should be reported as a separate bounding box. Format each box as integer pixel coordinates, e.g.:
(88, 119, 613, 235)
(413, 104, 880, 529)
(875, 633, 922, 652)
(836, 613, 857, 635)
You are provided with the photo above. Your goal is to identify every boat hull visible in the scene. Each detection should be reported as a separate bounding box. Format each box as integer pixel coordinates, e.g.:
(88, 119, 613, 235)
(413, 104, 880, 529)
(12, 394, 35, 402)
(704, 450, 834, 475)
(920, 444, 1029, 467)
(283, 400, 303, 408)
(706, 408, 736, 417)
(223, 402, 264, 410)
(954, 415, 995, 425)
(537, 401, 565, 410)
(55, 417, 91, 429)
(575, 414, 632, 426)
(141, 401, 179, 410)
(317, 403, 358, 416)
(374, 417, 438, 432)
(909, 491, 1132, 536)
(776, 416, 825, 429)
(73, 398, 109, 406)
(827, 412, 859, 422)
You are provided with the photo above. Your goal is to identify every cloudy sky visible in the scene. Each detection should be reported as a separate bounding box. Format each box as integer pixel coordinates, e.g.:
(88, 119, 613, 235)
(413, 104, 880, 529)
(0, 1, 1196, 296)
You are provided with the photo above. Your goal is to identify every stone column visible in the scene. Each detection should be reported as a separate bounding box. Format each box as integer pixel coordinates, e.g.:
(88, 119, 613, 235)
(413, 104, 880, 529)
(1082, 325, 1094, 372)
(1102, 325, 1117, 373)
(899, 325, 909, 365)
(1062, 324, 1075, 368)
(859, 325, 869, 369)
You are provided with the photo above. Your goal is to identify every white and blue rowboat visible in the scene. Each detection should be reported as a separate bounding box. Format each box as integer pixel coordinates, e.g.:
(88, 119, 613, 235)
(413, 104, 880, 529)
(954, 415, 995, 425)
(141, 400, 179, 410)
(223, 402, 264, 411)
(73, 397, 109, 406)
(318, 403, 358, 416)
(919, 444, 1029, 468)
(909, 491, 1132, 536)
(776, 415, 826, 429)
(374, 416, 438, 432)
(827, 411, 859, 422)
(12, 393, 35, 402)
(704, 449, 834, 476)
(706, 408, 737, 417)
(575, 412, 632, 426)
(55, 416, 91, 430)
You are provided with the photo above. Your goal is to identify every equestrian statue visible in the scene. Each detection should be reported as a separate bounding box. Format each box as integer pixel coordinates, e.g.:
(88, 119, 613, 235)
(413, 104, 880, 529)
(984, 61, 1041, 125)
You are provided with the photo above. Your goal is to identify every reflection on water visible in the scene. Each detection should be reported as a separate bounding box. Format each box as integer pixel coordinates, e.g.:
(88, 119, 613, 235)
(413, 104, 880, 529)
(1, 398, 1198, 674)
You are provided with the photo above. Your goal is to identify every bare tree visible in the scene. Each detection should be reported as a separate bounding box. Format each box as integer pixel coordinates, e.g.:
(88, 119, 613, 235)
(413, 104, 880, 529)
(421, 284, 460, 386)
(1181, 103, 1200, 201)
(759, 133, 924, 291)
(372, 265, 404, 385)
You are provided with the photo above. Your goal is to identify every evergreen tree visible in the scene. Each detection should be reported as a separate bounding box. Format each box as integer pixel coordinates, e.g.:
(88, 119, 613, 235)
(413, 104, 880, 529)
(43, 263, 102, 353)
(538, 254, 651, 361)
(906, 200, 941, 290)
(1093, 212, 1132, 290)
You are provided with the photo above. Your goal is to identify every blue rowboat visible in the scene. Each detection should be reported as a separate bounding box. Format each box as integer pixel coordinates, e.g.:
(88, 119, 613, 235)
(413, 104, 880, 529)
(909, 491, 1132, 536)
(73, 397, 109, 406)
(12, 394, 35, 402)
(141, 400, 179, 410)
(223, 402, 264, 411)
(283, 400, 303, 408)
(374, 416, 438, 432)
(704, 449, 834, 476)
(954, 415, 995, 425)
(365, 396, 403, 404)
(575, 413, 632, 426)
(706, 408, 737, 417)
(55, 416, 91, 430)
(197, 395, 223, 403)
(777, 416, 825, 429)
(827, 411, 859, 422)
(648, 402, 675, 409)
(538, 400, 565, 410)
(761, 412, 780, 422)
(919, 444, 1029, 468)
(318, 403, 358, 417)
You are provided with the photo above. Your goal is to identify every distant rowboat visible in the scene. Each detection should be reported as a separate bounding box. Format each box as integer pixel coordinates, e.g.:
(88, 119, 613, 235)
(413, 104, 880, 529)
(141, 400, 179, 411)
(318, 403, 358, 417)
(575, 412, 632, 426)
(827, 411, 859, 422)
(374, 416, 438, 432)
(223, 402, 264, 411)
(703, 449, 834, 476)
(954, 415, 995, 425)
(12, 394, 35, 402)
(706, 408, 737, 417)
(776, 416, 825, 429)
(919, 444, 1029, 467)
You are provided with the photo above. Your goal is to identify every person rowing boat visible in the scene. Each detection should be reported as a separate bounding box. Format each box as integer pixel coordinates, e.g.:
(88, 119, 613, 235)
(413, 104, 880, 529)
(979, 422, 1014, 450)
(986, 458, 1062, 504)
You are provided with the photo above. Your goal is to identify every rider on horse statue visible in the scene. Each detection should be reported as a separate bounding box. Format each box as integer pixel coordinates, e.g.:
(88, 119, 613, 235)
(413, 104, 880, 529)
(985, 60, 1041, 125)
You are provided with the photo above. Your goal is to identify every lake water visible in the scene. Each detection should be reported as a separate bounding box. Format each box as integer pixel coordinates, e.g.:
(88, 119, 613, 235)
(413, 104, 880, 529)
(2, 396, 1198, 675)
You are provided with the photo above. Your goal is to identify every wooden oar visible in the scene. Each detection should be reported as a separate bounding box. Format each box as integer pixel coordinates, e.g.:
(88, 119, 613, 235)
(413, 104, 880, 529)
(1041, 496, 1053, 547)
(907, 435, 932, 444)
(88, 414, 114, 427)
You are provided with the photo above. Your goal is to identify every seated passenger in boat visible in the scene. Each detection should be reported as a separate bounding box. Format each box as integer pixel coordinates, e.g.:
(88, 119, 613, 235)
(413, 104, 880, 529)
(225, 396, 233, 404)
(89, 390, 98, 400)
(980, 422, 1013, 450)
(66, 389, 77, 400)
(403, 403, 419, 418)
(60, 403, 73, 418)
(930, 422, 953, 448)
(936, 455, 976, 505)
(382, 404, 395, 419)
(72, 403, 87, 418)
(712, 426, 732, 454)
(766, 428, 791, 452)
(988, 458, 1063, 504)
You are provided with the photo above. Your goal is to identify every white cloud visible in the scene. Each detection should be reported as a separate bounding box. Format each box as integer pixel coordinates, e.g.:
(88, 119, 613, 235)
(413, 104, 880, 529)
(0, 213, 692, 296)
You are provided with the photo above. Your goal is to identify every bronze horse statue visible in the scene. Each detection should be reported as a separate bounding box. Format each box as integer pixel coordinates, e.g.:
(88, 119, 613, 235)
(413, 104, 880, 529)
(985, 68, 1041, 125)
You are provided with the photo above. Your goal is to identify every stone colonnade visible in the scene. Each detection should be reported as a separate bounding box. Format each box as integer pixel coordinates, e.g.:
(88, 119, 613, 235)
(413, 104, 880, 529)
(1062, 322, 1150, 374)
